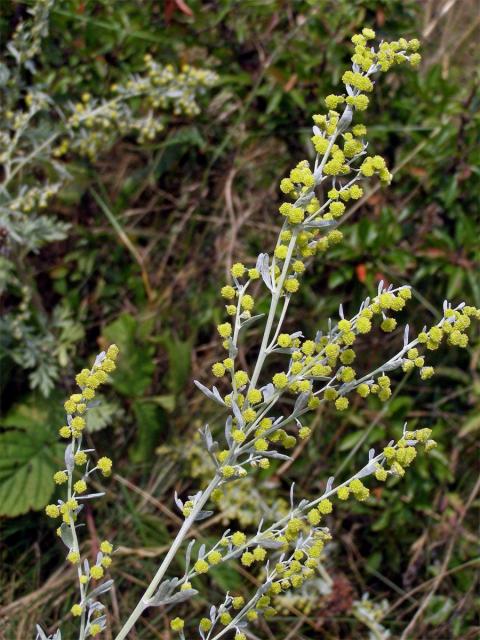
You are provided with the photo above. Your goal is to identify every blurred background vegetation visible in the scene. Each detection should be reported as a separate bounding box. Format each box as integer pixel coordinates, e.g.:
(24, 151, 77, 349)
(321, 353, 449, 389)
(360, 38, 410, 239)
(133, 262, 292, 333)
(0, 1, 479, 638)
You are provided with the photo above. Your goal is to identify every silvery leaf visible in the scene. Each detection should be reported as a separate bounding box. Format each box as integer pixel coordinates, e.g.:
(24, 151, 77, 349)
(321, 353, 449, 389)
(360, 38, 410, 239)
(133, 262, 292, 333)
(257, 537, 283, 549)
(7, 43, 20, 62)
(294, 392, 310, 413)
(87, 580, 114, 600)
(195, 510, 213, 522)
(150, 577, 179, 604)
(304, 219, 336, 229)
(94, 351, 106, 367)
(231, 399, 244, 428)
(35, 626, 48, 640)
(185, 539, 195, 573)
(296, 191, 314, 207)
(225, 416, 233, 447)
(356, 462, 377, 479)
(194, 380, 224, 406)
(261, 383, 275, 402)
(382, 360, 402, 372)
(198, 544, 206, 559)
(290, 331, 304, 339)
(203, 425, 213, 450)
(256, 253, 272, 291)
(88, 615, 106, 630)
(59, 523, 74, 549)
(212, 387, 226, 406)
(161, 589, 198, 606)
(337, 107, 352, 133)
(0, 63, 10, 86)
(241, 313, 265, 330)
(261, 451, 291, 460)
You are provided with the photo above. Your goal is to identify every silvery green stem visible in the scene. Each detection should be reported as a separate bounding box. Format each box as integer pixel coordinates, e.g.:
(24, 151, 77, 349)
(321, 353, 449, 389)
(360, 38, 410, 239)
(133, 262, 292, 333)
(3, 132, 59, 189)
(200, 449, 390, 578)
(248, 120, 342, 394)
(210, 590, 267, 640)
(114, 475, 221, 640)
(65, 438, 86, 640)
(248, 231, 298, 392)
(267, 295, 291, 351)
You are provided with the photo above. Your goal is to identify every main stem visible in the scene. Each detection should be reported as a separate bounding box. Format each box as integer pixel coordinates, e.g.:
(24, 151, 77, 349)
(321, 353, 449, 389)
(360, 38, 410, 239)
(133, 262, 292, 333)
(248, 230, 298, 392)
(114, 475, 220, 640)
(66, 439, 86, 640)
(116, 131, 343, 637)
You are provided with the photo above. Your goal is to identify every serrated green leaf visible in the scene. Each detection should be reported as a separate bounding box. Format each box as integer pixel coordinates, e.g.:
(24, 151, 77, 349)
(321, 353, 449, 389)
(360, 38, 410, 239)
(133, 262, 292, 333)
(0, 394, 64, 517)
(103, 313, 155, 397)
(86, 397, 123, 433)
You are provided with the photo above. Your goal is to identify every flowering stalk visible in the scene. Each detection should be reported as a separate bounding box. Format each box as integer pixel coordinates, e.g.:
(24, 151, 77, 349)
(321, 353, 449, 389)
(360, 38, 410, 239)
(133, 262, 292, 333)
(38, 346, 119, 640)
(38, 29, 480, 640)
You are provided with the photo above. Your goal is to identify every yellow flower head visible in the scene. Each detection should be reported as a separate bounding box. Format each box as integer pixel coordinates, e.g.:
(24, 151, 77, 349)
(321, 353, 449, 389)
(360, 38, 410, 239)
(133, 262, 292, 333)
(90, 565, 104, 580)
(97, 456, 112, 476)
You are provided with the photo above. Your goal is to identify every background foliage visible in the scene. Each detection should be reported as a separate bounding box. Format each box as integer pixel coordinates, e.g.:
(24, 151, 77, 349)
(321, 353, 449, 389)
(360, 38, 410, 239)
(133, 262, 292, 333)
(1, 1, 479, 639)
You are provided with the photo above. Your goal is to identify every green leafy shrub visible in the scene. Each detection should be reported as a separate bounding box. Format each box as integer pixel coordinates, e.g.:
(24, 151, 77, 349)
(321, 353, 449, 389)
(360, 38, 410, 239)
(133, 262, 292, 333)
(0, 0, 216, 395)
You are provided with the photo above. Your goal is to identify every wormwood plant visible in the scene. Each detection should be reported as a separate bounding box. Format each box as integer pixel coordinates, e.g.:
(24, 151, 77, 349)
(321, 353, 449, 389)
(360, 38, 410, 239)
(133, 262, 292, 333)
(0, 0, 217, 395)
(36, 30, 479, 640)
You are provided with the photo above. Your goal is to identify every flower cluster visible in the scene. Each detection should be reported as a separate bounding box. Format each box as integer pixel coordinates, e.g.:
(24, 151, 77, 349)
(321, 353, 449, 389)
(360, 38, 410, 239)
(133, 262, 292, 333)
(42, 346, 119, 639)
(37, 29, 479, 640)
(155, 30, 477, 640)
(177, 436, 289, 527)
(63, 57, 218, 158)
(165, 430, 436, 639)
